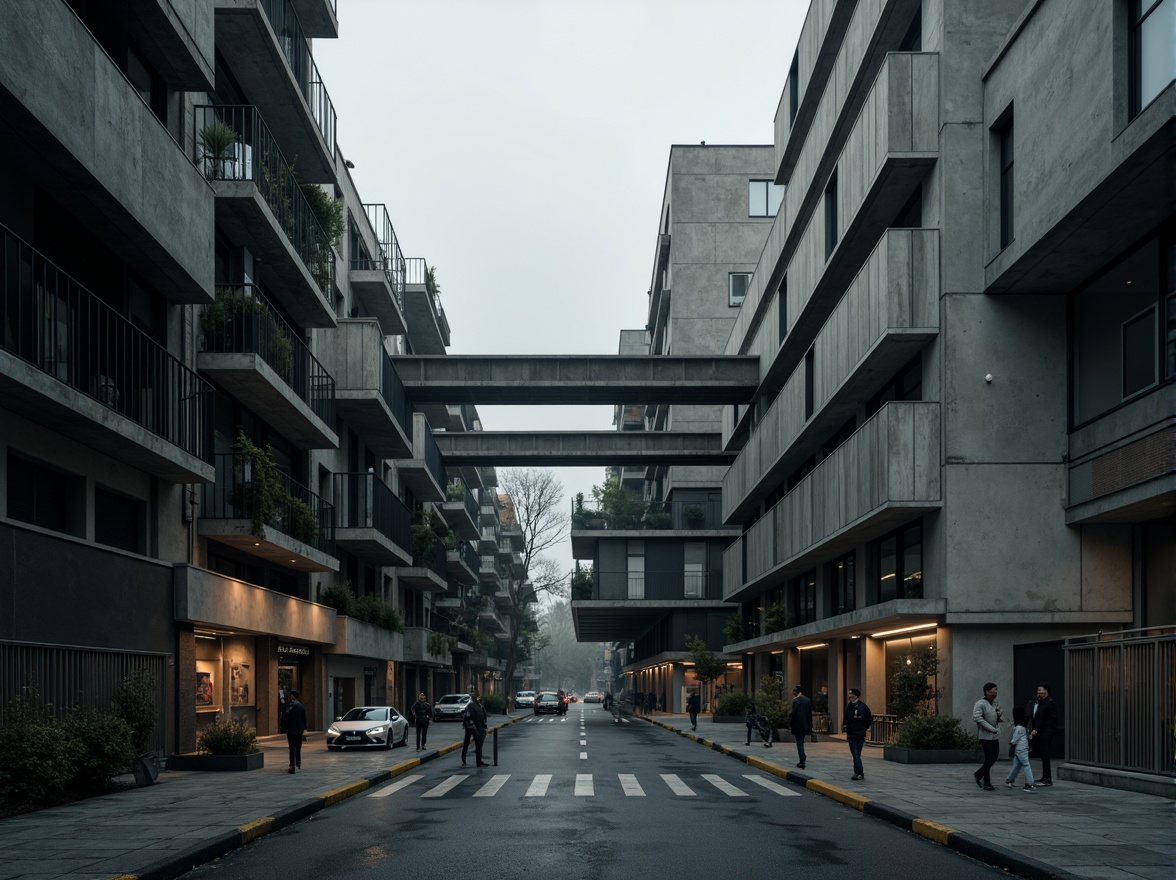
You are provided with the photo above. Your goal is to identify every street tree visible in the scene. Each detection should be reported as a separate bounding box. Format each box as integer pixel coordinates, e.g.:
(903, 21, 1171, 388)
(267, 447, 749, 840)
(497, 468, 570, 700)
(685, 634, 727, 713)
(534, 599, 600, 692)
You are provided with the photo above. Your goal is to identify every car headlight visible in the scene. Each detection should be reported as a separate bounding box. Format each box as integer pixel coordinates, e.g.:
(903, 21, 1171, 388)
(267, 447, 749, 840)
(367, 726, 386, 736)
(327, 726, 340, 736)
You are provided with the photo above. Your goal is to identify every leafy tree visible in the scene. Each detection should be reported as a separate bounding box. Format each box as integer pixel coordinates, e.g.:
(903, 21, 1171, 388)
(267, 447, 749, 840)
(113, 668, 158, 755)
(534, 600, 600, 692)
(888, 642, 942, 718)
(571, 562, 594, 600)
(591, 478, 644, 528)
(685, 634, 727, 712)
(722, 613, 747, 644)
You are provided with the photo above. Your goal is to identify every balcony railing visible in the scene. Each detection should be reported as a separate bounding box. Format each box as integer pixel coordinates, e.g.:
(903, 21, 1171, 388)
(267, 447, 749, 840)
(418, 535, 446, 579)
(420, 422, 445, 490)
(454, 539, 479, 573)
(333, 471, 410, 548)
(404, 256, 446, 325)
(575, 568, 724, 602)
(193, 105, 335, 297)
(258, 0, 337, 152)
(571, 499, 724, 531)
(1, 224, 212, 461)
(381, 353, 412, 433)
(201, 284, 335, 425)
(355, 204, 405, 309)
(447, 477, 479, 522)
(202, 452, 335, 556)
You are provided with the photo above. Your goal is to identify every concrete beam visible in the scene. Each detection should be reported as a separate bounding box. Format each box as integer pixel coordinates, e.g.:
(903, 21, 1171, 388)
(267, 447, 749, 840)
(392, 355, 759, 404)
(432, 431, 735, 466)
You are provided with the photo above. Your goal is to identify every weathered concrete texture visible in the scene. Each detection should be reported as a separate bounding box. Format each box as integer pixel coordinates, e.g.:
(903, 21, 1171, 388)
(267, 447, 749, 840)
(433, 430, 734, 467)
(121, 0, 216, 90)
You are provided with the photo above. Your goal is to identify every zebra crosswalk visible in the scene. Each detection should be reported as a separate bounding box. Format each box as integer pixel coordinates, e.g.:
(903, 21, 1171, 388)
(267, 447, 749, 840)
(367, 772, 802, 801)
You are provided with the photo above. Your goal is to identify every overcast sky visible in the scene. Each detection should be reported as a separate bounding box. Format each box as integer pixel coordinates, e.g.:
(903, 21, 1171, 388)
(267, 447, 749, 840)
(315, 0, 805, 571)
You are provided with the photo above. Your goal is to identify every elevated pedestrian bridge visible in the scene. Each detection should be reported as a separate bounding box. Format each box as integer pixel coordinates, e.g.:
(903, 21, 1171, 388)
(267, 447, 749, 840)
(432, 431, 733, 466)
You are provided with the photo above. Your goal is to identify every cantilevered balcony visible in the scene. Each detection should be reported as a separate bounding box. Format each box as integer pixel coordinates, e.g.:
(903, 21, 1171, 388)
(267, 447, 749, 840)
(333, 471, 412, 565)
(200, 452, 337, 571)
(193, 105, 336, 329)
(329, 319, 412, 457)
(198, 284, 336, 449)
(394, 413, 445, 502)
(174, 565, 335, 644)
(289, 0, 338, 38)
(569, 498, 736, 558)
(349, 204, 407, 335)
(0, 226, 213, 483)
(212, 0, 336, 181)
(441, 477, 480, 541)
(0, 0, 213, 303)
(398, 536, 446, 592)
(403, 258, 450, 354)
(478, 526, 499, 555)
(479, 556, 501, 586)
(447, 540, 479, 586)
(722, 401, 941, 602)
(403, 626, 451, 666)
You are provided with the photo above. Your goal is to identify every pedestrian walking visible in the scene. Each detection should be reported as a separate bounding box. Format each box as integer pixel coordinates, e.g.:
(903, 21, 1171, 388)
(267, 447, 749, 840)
(646, 691, 657, 714)
(686, 690, 700, 730)
(633, 690, 642, 715)
(790, 685, 813, 768)
(745, 699, 772, 746)
(460, 690, 489, 767)
(1025, 682, 1057, 787)
(972, 682, 1004, 791)
(844, 688, 872, 781)
(409, 692, 432, 751)
(1005, 706, 1036, 791)
(280, 689, 307, 774)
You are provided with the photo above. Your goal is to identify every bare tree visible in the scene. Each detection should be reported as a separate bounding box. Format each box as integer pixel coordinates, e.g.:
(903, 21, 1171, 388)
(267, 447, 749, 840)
(498, 469, 569, 699)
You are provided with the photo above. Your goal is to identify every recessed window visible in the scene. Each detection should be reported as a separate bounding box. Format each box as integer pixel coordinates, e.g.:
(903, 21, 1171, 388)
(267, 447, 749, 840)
(749, 180, 784, 217)
(627, 540, 645, 599)
(999, 119, 1015, 249)
(804, 346, 815, 419)
(778, 276, 788, 343)
(788, 52, 800, 124)
(875, 522, 923, 603)
(829, 552, 856, 616)
(789, 570, 817, 625)
(1130, 0, 1176, 118)
(824, 170, 838, 259)
(728, 272, 751, 307)
(684, 542, 706, 599)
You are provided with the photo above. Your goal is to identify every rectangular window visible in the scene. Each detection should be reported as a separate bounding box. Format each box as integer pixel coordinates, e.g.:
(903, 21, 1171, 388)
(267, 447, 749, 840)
(95, 488, 143, 554)
(7, 454, 69, 533)
(728, 272, 751, 307)
(749, 180, 784, 217)
(1130, 0, 1176, 117)
(627, 540, 645, 599)
(684, 542, 705, 598)
(788, 52, 799, 124)
(999, 120, 1014, 249)
(824, 170, 838, 259)
(778, 276, 788, 344)
(830, 552, 856, 616)
(789, 570, 817, 625)
(1123, 306, 1158, 396)
(804, 346, 815, 419)
(874, 521, 923, 603)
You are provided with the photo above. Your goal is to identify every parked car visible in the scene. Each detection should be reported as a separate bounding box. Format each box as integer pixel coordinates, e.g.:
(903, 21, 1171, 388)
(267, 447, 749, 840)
(534, 692, 562, 715)
(584, 691, 603, 703)
(514, 690, 536, 710)
(326, 706, 408, 750)
(433, 693, 472, 721)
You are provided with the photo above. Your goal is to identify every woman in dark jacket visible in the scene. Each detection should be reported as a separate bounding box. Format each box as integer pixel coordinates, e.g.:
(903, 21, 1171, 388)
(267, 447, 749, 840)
(409, 693, 432, 751)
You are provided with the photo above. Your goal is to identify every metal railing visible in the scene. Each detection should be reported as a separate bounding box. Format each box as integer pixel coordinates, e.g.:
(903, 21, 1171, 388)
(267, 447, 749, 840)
(1064, 626, 1175, 776)
(454, 539, 479, 573)
(201, 284, 335, 425)
(418, 535, 447, 579)
(1, 224, 213, 461)
(202, 452, 335, 557)
(420, 420, 445, 487)
(356, 204, 405, 309)
(571, 498, 725, 531)
(258, 0, 337, 151)
(380, 353, 412, 431)
(192, 105, 335, 298)
(404, 256, 445, 326)
(447, 477, 479, 522)
(867, 713, 902, 745)
(333, 471, 410, 549)
(577, 568, 725, 601)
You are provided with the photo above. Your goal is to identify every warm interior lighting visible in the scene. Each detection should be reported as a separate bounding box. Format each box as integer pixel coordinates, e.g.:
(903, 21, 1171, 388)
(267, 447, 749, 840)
(870, 622, 938, 639)
(796, 642, 826, 651)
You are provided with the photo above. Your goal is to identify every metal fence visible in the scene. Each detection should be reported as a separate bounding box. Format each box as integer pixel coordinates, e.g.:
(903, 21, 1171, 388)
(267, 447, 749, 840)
(258, 0, 336, 151)
(868, 713, 902, 745)
(333, 471, 410, 549)
(1064, 626, 1175, 777)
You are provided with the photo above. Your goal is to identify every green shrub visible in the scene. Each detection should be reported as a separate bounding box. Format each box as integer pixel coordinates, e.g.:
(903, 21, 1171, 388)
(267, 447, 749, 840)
(894, 714, 979, 750)
(320, 582, 355, 615)
(722, 614, 746, 644)
(113, 668, 158, 755)
(62, 709, 135, 788)
(753, 681, 791, 731)
(0, 718, 75, 805)
(645, 510, 671, 529)
(412, 523, 439, 567)
(481, 694, 506, 714)
(197, 716, 258, 755)
(716, 691, 752, 717)
(764, 603, 792, 634)
(350, 595, 405, 633)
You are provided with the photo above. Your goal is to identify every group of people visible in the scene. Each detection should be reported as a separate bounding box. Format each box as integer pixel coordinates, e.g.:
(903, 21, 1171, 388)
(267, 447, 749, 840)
(973, 681, 1057, 791)
(406, 690, 489, 765)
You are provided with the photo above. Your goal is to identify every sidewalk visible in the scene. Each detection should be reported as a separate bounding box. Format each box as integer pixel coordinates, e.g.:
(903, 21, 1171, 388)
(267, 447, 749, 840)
(0, 709, 1169, 880)
(636, 710, 1173, 880)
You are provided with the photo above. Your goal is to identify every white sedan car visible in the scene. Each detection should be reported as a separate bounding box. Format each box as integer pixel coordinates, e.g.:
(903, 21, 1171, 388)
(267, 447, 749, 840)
(326, 706, 408, 750)
(584, 691, 604, 703)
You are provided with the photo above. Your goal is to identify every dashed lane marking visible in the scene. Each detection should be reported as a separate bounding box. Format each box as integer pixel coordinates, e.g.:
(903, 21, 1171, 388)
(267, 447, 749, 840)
(618, 774, 645, 796)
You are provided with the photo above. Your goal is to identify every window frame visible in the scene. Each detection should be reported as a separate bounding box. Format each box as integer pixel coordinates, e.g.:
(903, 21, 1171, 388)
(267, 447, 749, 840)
(728, 272, 751, 307)
(824, 169, 839, 259)
(748, 179, 784, 218)
(999, 120, 1015, 249)
(1129, 0, 1175, 118)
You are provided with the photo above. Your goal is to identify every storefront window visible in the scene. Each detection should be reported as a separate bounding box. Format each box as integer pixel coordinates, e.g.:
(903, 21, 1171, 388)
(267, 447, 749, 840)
(883, 634, 938, 716)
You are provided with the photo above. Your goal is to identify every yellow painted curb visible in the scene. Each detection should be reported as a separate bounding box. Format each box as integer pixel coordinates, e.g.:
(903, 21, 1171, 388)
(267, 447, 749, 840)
(317, 779, 369, 806)
(238, 817, 275, 844)
(913, 818, 956, 845)
(387, 758, 420, 776)
(807, 779, 869, 811)
(746, 755, 788, 779)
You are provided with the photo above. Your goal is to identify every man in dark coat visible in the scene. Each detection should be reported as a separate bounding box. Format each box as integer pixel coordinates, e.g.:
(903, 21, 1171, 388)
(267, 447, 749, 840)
(280, 689, 308, 774)
(1026, 683, 1058, 787)
(460, 690, 489, 767)
(686, 690, 701, 730)
(844, 688, 873, 780)
(409, 692, 432, 751)
(790, 685, 813, 769)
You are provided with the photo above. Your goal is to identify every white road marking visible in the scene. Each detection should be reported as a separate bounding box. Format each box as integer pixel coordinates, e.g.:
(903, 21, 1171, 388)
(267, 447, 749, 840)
(422, 775, 467, 798)
(473, 775, 510, 797)
(575, 774, 594, 796)
(525, 774, 552, 797)
(580, 739, 587, 745)
(367, 774, 423, 797)
(743, 775, 802, 797)
(702, 774, 748, 796)
(580, 751, 588, 759)
(661, 774, 695, 796)
(618, 774, 645, 796)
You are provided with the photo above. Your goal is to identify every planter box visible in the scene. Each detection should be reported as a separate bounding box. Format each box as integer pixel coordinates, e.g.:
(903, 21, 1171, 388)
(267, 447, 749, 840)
(884, 746, 983, 764)
(167, 751, 265, 772)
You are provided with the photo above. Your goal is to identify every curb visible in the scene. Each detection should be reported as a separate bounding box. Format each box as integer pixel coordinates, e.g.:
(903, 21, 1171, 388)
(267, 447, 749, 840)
(640, 714, 1082, 880)
(107, 713, 530, 880)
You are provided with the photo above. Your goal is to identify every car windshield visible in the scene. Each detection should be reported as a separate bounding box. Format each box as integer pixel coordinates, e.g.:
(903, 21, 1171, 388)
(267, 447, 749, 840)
(342, 708, 388, 721)
(518, 691, 535, 697)
(438, 695, 469, 705)
(538, 694, 557, 702)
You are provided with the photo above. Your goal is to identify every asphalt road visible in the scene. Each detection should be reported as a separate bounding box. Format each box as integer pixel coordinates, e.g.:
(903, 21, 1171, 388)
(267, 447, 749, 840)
(190, 705, 1002, 880)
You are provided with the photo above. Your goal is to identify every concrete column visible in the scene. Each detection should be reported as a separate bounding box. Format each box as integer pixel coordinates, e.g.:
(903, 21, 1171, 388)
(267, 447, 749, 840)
(828, 640, 845, 732)
(176, 627, 196, 753)
(255, 635, 278, 736)
(864, 637, 886, 712)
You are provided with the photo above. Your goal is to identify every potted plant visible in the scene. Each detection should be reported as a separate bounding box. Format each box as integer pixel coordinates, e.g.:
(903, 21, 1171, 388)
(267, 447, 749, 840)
(884, 714, 982, 763)
(764, 603, 792, 635)
(197, 121, 238, 180)
(683, 504, 706, 528)
(168, 716, 263, 771)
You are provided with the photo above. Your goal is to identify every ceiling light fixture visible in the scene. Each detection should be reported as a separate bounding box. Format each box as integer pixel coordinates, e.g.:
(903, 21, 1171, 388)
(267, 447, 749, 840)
(870, 622, 939, 639)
